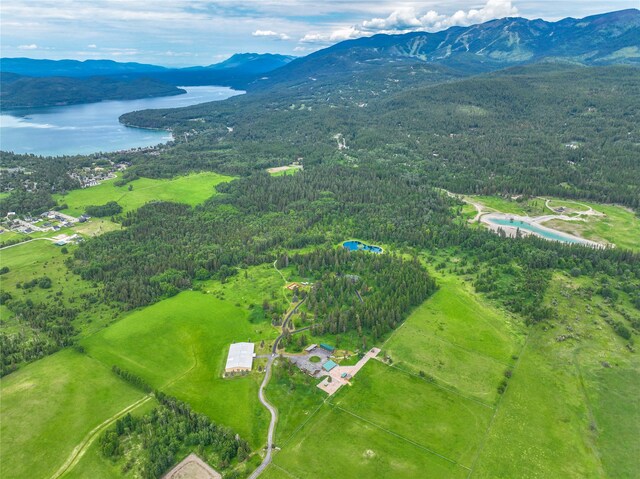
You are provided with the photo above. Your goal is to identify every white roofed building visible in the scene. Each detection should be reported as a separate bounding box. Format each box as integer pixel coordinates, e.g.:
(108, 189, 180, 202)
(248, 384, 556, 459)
(225, 342, 255, 373)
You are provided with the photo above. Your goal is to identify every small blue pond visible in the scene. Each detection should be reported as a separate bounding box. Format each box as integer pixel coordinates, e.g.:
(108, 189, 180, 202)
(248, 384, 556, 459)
(343, 240, 383, 253)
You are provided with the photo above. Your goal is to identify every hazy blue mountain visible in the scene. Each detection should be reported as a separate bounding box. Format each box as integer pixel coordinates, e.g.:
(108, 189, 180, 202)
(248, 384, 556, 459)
(0, 58, 169, 77)
(0, 53, 294, 78)
(202, 53, 295, 73)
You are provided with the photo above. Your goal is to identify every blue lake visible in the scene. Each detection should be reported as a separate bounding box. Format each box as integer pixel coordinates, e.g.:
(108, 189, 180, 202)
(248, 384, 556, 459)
(343, 240, 383, 253)
(0, 86, 242, 156)
(487, 218, 584, 244)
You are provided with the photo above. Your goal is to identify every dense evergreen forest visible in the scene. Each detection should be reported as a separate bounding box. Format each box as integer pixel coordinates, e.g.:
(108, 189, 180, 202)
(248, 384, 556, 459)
(117, 65, 640, 209)
(277, 248, 436, 343)
(70, 164, 640, 330)
(0, 74, 184, 108)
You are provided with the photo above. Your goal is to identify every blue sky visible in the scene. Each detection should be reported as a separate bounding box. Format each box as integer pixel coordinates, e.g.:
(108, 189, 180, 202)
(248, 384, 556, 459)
(1, 0, 637, 66)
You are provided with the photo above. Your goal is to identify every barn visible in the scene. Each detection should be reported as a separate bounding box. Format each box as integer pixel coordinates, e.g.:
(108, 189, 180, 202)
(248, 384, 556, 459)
(225, 342, 255, 373)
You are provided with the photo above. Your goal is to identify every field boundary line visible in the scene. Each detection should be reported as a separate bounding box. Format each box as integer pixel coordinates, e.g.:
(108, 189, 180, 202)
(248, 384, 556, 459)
(331, 404, 471, 471)
(50, 394, 152, 479)
(0, 237, 57, 251)
(465, 333, 530, 479)
(279, 399, 327, 447)
(573, 348, 607, 477)
(383, 361, 495, 410)
(270, 463, 302, 479)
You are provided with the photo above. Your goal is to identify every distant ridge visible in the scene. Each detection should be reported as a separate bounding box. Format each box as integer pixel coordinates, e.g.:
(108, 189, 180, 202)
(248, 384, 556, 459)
(256, 9, 640, 88)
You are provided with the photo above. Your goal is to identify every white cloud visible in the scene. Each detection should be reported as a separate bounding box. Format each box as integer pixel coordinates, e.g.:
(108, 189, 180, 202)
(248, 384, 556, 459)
(87, 44, 97, 48)
(252, 30, 290, 40)
(300, 26, 362, 44)
(300, 0, 520, 45)
(18, 43, 38, 50)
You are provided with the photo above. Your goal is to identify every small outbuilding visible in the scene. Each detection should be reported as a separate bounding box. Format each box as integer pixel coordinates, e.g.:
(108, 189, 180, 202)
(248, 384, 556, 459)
(320, 343, 335, 353)
(225, 342, 255, 373)
(322, 360, 338, 372)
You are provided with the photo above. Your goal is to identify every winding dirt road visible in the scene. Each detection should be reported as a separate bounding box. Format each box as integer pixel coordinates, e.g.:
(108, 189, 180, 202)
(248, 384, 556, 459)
(249, 299, 305, 479)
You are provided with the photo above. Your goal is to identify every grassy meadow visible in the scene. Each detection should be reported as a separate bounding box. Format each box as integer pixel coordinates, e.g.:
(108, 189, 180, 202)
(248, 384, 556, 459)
(384, 274, 523, 404)
(0, 239, 117, 334)
(472, 273, 639, 478)
(0, 349, 145, 479)
(81, 290, 278, 448)
(54, 171, 233, 216)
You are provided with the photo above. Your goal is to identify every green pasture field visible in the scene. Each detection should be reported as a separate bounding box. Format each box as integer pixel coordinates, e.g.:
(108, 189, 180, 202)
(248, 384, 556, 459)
(265, 405, 468, 479)
(81, 290, 278, 447)
(64, 399, 157, 479)
(267, 360, 483, 478)
(265, 360, 325, 444)
(54, 171, 234, 217)
(332, 361, 492, 466)
(268, 166, 303, 177)
(0, 349, 144, 479)
(543, 202, 640, 251)
(472, 273, 639, 478)
(72, 218, 122, 237)
(383, 275, 523, 404)
(0, 240, 116, 334)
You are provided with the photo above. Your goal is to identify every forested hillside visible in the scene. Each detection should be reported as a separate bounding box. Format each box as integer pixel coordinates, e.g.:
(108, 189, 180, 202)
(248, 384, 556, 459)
(0, 75, 185, 108)
(121, 64, 640, 208)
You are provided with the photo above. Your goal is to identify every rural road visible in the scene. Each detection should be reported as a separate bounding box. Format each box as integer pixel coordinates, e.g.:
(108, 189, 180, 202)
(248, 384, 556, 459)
(249, 299, 305, 479)
(0, 237, 56, 250)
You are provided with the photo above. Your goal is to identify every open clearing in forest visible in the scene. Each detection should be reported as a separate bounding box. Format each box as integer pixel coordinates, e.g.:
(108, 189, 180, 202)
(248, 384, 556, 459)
(467, 195, 639, 251)
(54, 171, 233, 216)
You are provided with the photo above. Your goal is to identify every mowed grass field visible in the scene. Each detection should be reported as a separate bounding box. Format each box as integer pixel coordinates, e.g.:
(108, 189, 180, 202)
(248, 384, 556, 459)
(0, 349, 144, 479)
(81, 290, 278, 448)
(384, 275, 523, 404)
(54, 171, 233, 216)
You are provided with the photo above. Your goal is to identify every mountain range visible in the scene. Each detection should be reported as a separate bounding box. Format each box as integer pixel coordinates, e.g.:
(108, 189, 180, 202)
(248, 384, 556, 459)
(254, 9, 639, 89)
(1, 9, 638, 107)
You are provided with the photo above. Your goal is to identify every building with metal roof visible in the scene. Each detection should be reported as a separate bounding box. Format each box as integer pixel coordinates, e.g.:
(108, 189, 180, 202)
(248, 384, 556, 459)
(225, 342, 255, 373)
(320, 343, 335, 352)
(322, 360, 338, 372)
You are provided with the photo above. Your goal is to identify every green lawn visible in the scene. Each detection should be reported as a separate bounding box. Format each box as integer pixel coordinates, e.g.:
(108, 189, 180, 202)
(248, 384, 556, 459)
(54, 171, 234, 216)
(81, 290, 278, 448)
(265, 360, 326, 445)
(0, 349, 144, 479)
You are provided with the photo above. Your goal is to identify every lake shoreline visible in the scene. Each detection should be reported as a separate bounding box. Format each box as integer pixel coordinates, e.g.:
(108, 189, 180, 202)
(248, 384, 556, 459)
(0, 86, 241, 157)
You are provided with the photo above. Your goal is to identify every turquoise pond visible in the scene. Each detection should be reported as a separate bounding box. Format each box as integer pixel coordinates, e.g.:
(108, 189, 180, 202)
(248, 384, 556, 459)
(487, 218, 585, 244)
(343, 240, 383, 253)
